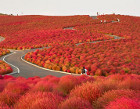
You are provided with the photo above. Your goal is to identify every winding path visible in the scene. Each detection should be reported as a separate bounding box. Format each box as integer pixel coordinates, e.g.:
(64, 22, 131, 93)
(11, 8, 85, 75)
(0, 49, 68, 78)
(0, 16, 123, 78)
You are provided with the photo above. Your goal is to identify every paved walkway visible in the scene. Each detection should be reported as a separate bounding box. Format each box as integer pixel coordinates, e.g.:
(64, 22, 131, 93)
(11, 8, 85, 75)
(0, 49, 68, 78)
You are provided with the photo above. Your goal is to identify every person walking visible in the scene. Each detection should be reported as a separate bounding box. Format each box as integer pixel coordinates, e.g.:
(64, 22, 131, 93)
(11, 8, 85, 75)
(81, 67, 88, 75)
(117, 18, 120, 22)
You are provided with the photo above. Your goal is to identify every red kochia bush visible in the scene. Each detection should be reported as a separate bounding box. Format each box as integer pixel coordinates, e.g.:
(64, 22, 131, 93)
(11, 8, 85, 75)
(42, 75, 60, 84)
(41, 75, 56, 81)
(0, 80, 6, 92)
(14, 92, 64, 109)
(3, 82, 29, 95)
(76, 75, 95, 84)
(3, 75, 15, 80)
(106, 74, 127, 81)
(0, 75, 3, 79)
(69, 81, 104, 103)
(118, 76, 140, 90)
(47, 76, 60, 84)
(105, 97, 140, 109)
(59, 97, 93, 109)
(94, 89, 140, 109)
(0, 74, 139, 108)
(57, 75, 80, 95)
(29, 80, 54, 92)
(0, 101, 11, 109)
(0, 91, 20, 106)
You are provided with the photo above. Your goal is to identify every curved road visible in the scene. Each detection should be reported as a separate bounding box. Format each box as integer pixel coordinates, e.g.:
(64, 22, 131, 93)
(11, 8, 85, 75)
(0, 49, 68, 78)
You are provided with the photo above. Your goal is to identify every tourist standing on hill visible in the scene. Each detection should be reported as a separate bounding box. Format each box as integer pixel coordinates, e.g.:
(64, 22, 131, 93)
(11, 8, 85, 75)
(81, 67, 88, 75)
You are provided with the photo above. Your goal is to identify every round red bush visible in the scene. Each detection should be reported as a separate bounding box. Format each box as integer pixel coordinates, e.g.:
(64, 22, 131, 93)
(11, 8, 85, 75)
(0, 91, 20, 106)
(0, 80, 6, 92)
(59, 97, 93, 109)
(94, 89, 140, 109)
(57, 75, 80, 95)
(29, 80, 54, 92)
(0, 101, 10, 109)
(69, 81, 104, 103)
(3, 82, 29, 95)
(118, 76, 140, 90)
(105, 97, 140, 109)
(76, 75, 95, 84)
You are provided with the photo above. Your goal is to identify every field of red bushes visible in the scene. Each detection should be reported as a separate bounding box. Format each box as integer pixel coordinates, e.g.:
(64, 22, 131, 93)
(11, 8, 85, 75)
(0, 74, 139, 109)
(0, 29, 113, 49)
(24, 15, 140, 76)
(0, 14, 139, 49)
(0, 14, 140, 109)
(25, 39, 140, 76)
(0, 15, 102, 49)
(76, 15, 140, 39)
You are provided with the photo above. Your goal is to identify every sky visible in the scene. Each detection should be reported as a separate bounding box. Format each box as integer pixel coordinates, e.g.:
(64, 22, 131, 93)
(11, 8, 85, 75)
(0, 0, 140, 16)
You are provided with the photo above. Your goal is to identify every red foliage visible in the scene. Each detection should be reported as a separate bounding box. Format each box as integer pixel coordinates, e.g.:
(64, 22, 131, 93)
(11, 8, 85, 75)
(0, 15, 100, 49)
(57, 75, 80, 95)
(0, 80, 6, 92)
(14, 92, 64, 109)
(0, 101, 10, 109)
(3, 82, 29, 95)
(118, 76, 140, 90)
(0, 60, 12, 75)
(76, 74, 95, 83)
(105, 97, 140, 109)
(3, 75, 15, 80)
(25, 34, 140, 76)
(0, 48, 11, 76)
(69, 81, 104, 103)
(94, 89, 140, 109)
(47, 76, 60, 84)
(16, 14, 139, 76)
(0, 14, 140, 77)
(29, 80, 54, 92)
(0, 75, 3, 79)
(59, 97, 93, 109)
(0, 74, 139, 108)
(0, 49, 10, 57)
(0, 91, 20, 106)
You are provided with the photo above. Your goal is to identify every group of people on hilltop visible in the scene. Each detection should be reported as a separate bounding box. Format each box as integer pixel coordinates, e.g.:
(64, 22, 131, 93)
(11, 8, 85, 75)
(100, 18, 120, 23)
(100, 20, 107, 23)
(97, 12, 120, 23)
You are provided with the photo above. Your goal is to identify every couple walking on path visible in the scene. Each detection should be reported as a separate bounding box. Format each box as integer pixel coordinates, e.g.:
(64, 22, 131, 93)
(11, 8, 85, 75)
(81, 67, 88, 75)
